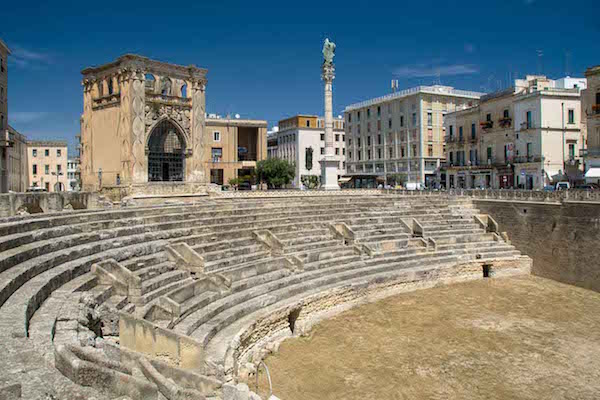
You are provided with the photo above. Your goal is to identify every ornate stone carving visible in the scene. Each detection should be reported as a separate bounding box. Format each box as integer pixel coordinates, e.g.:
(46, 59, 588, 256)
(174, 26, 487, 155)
(160, 76, 172, 95)
(144, 104, 191, 136)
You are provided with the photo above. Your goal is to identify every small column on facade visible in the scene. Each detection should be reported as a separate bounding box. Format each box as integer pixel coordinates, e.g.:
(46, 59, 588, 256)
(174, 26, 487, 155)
(320, 38, 340, 190)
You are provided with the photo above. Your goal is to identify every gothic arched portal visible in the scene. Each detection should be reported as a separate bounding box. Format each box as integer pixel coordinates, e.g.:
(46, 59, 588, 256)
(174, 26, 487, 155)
(147, 119, 185, 182)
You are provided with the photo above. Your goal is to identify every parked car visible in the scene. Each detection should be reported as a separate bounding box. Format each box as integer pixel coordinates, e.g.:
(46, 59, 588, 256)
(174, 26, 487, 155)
(555, 182, 570, 191)
(574, 184, 599, 191)
(26, 186, 47, 192)
(238, 182, 252, 191)
(405, 182, 424, 191)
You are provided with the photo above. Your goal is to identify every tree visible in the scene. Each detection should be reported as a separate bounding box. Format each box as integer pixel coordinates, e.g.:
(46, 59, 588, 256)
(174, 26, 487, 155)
(256, 159, 295, 189)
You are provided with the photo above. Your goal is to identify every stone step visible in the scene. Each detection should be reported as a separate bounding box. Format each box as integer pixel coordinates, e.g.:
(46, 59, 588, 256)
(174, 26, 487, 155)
(201, 244, 266, 263)
(135, 261, 175, 281)
(142, 277, 195, 305)
(275, 228, 330, 241)
(122, 252, 168, 272)
(284, 239, 342, 255)
(204, 250, 272, 272)
(281, 234, 336, 247)
(219, 257, 290, 282)
(303, 254, 363, 271)
(192, 237, 257, 254)
(142, 270, 189, 295)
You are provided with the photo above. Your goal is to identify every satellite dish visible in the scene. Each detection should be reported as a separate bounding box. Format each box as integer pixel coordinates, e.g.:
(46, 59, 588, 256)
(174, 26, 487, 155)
(337, 115, 342, 119)
(235, 114, 240, 119)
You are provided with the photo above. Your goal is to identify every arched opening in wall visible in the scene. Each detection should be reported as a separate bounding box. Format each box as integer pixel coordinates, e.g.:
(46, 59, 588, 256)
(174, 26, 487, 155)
(145, 74, 156, 92)
(107, 78, 113, 95)
(147, 120, 185, 182)
(180, 83, 187, 98)
(97, 81, 104, 97)
(288, 307, 302, 334)
(482, 264, 491, 278)
(17, 203, 44, 215)
(54, 182, 65, 192)
(67, 199, 86, 210)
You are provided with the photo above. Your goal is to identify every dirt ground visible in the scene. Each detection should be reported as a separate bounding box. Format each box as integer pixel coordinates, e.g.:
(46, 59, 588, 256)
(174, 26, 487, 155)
(256, 276, 600, 400)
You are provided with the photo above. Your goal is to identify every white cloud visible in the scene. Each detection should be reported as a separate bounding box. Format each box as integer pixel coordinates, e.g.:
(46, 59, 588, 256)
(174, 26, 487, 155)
(9, 112, 50, 124)
(8, 45, 53, 68)
(393, 64, 479, 78)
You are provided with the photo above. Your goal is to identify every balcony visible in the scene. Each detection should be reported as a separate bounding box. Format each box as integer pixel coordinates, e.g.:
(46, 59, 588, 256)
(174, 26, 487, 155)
(469, 136, 478, 143)
(445, 135, 456, 143)
(593, 105, 600, 115)
(520, 122, 534, 130)
(498, 117, 512, 128)
(513, 155, 542, 163)
(238, 152, 257, 162)
(480, 120, 493, 130)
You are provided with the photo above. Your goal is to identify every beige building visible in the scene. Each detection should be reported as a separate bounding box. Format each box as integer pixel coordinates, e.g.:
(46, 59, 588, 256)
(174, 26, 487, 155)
(271, 114, 346, 188)
(27, 140, 69, 191)
(79, 54, 266, 191)
(445, 75, 586, 189)
(583, 66, 600, 183)
(0, 39, 28, 193)
(344, 85, 483, 188)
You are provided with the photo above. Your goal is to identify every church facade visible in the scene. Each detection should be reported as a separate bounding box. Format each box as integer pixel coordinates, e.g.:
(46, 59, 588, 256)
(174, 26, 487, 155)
(80, 54, 266, 191)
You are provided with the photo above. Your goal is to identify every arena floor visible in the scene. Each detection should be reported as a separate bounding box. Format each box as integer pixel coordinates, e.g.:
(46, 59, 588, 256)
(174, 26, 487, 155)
(256, 276, 600, 400)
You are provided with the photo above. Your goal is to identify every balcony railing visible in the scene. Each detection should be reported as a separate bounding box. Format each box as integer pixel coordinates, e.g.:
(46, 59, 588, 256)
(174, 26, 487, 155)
(520, 122, 534, 130)
(238, 152, 257, 162)
(498, 117, 512, 128)
(480, 121, 493, 130)
(513, 155, 542, 163)
(445, 135, 456, 143)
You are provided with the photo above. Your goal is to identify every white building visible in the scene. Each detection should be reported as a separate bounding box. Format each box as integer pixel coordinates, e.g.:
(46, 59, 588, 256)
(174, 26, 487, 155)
(344, 85, 484, 188)
(583, 66, 600, 183)
(67, 157, 80, 191)
(271, 115, 346, 188)
(444, 75, 587, 190)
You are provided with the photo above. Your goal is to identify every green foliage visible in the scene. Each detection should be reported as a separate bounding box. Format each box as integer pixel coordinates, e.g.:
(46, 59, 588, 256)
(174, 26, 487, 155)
(256, 158, 296, 188)
(301, 175, 320, 189)
(387, 174, 407, 186)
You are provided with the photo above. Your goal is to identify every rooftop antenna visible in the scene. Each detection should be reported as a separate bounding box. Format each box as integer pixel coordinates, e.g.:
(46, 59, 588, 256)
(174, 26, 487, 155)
(536, 49, 544, 75)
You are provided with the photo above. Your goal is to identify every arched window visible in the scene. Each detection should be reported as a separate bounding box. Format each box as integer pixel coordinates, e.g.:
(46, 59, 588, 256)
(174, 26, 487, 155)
(180, 83, 187, 98)
(97, 81, 104, 97)
(145, 74, 156, 92)
(107, 78, 113, 95)
(147, 120, 185, 182)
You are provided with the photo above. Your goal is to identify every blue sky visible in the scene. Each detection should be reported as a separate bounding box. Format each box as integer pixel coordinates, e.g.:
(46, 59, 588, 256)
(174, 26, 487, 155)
(2, 0, 599, 155)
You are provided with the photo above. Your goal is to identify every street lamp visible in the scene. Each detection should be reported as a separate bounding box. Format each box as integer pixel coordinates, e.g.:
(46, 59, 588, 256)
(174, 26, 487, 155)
(51, 171, 64, 192)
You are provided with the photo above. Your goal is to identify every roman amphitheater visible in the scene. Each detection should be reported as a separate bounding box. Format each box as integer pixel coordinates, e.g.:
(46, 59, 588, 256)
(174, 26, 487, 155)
(0, 189, 599, 400)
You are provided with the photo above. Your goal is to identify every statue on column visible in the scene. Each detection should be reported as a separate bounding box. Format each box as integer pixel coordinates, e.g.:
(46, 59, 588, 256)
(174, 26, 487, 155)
(322, 38, 336, 65)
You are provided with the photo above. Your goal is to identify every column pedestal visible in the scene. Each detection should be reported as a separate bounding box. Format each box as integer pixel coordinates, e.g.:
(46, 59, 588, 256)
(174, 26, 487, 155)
(320, 155, 340, 191)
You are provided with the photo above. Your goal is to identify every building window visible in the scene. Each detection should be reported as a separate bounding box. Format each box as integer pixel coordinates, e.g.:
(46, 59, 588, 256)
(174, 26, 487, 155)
(412, 113, 417, 126)
(348, 138, 352, 146)
(471, 123, 476, 139)
(320, 147, 324, 155)
(401, 147, 405, 158)
(377, 106, 381, 117)
(377, 120, 381, 131)
(367, 136, 371, 146)
(459, 126, 463, 140)
(306, 120, 310, 127)
(357, 138, 361, 147)
(568, 109, 575, 124)
(32, 164, 37, 175)
(388, 119, 392, 129)
(503, 109, 509, 118)
(357, 111, 361, 121)
(449, 152, 454, 165)
(57, 164, 62, 173)
(368, 149, 372, 160)
(349, 151, 352, 160)
(320, 133, 325, 141)
(343, 148, 346, 155)
(569, 143, 575, 159)
(449, 125, 453, 137)
(400, 115, 404, 127)
(211, 147, 222, 162)
(342, 135, 345, 141)
(428, 145, 433, 157)
(358, 151, 361, 161)
(427, 112, 432, 126)
(45, 182, 50, 191)
(45, 149, 50, 157)
(526, 111, 532, 129)
(526, 142, 532, 159)
(33, 149, 37, 157)
(335, 148, 340, 155)
(377, 135, 381, 145)
(367, 122, 371, 132)
(57, 149, 62, 157)
(348, 114, 352, 123)
(412, 145, 417, 157)
(487, 147, 492, 162)
(335, 134, 339, 142)
(389, 147, 393, 158)
(210, 169, 224, 185)
(213, 131, 221, 142)
(367, 109, 371, 119)
(377, 148, 382, 159)
(45, 165, 49, 174)
(486, 113, 491, 122)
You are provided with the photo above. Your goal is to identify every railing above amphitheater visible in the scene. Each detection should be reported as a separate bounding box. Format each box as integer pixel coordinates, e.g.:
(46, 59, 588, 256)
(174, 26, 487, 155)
(382, 188, 600, 203)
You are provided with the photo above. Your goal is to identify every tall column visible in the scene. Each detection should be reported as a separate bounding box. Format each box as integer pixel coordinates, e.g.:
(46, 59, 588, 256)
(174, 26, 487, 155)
(320, 62, 340, 190)
(188, 79, 206, 183)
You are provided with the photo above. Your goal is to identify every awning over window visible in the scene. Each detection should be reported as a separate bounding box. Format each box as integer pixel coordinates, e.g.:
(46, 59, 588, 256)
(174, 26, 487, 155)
(585, 168, 600, 178)
(338, 177, 352, 183)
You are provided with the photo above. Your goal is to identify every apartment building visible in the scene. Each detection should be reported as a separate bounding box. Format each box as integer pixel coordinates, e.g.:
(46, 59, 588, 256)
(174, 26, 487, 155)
(445, 75, 586, 189)
(272, 115, 346, 188)
(583, 66, 600, 183)
(344, 85, 483, 188)
(27, 140, 69, 192)
(67, 157, 81, 191)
